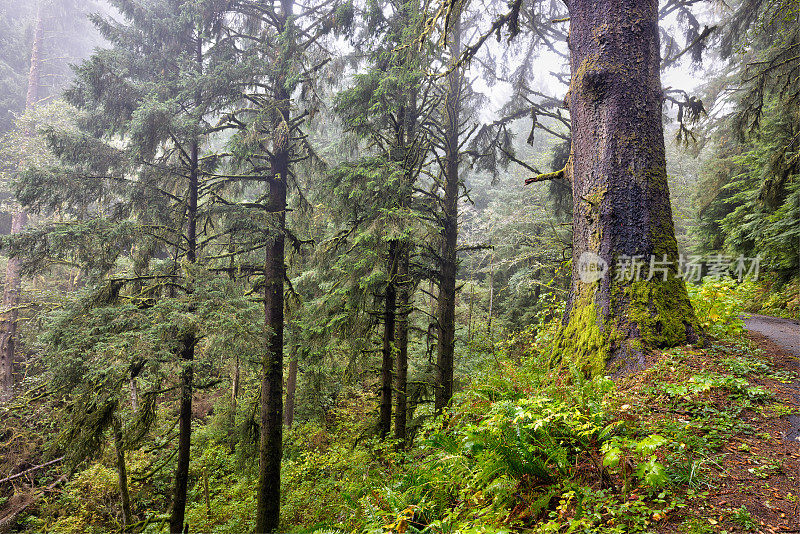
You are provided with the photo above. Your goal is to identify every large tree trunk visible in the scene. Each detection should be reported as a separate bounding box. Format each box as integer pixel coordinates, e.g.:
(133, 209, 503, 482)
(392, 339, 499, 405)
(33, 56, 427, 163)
(379, 240, 397, 438)
(394, 245, 409, 442)
(435, 8, 462, 413)
(0, 2, 43, 401)
(557, 0, 699, 374)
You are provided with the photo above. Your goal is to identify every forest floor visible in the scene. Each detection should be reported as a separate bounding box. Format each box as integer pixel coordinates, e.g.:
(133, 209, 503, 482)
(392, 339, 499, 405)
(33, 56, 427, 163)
(2, 314, 800, 533)
(650, 315, 800, 534)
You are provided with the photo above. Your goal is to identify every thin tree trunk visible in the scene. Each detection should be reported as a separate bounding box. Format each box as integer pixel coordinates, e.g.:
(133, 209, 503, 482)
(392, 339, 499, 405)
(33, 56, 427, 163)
(559, 0, 699, 374)
(255, 4, 291, 521)
(231, 354, 240, 411)
(229, 354, 240, 451)
(487, 250, 494, 335)
(394, 245, 409, 442)
(23, 4, 43, 113)
(0, 2, 43, 401)
(169, 31, 202, 530)
(113, 417, 132, 531)
(467, 257, 474, 342)
(284, 348, 297, 428)
(255, 160, 286, 534)
(169, 136, 199, 534)
(129, 376, 139, 413)
(232, 355, 240, 403)
(435, 7, 462, 413)
(379, 240, 397, 438)
(169, 335, 194, 534)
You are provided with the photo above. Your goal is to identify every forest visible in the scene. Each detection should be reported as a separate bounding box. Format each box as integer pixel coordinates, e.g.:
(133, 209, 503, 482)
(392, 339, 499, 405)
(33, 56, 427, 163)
(0, 0, 798, 532)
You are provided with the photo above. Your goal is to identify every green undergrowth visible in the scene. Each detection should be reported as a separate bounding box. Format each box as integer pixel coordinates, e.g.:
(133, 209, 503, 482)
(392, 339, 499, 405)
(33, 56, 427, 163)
(686, 275, 800, 326)
(741, 276, 800, 319)
(18, 278, 789, 533)
(274, 327, 780, 532)
(685, 277, 753, 338)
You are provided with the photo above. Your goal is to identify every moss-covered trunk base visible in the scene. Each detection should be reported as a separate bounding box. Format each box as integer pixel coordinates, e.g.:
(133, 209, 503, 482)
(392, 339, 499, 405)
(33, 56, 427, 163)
(558, 0, 701, 374)
(554, 279, 701, 376)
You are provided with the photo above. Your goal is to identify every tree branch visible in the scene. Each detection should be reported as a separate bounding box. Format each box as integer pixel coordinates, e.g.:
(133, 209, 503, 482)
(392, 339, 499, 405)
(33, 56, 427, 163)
(525, 166, 566, 185)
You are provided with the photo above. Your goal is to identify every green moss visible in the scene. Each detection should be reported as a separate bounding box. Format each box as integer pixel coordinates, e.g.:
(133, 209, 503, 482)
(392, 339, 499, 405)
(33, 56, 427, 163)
(582, 185, 607, 208)
(647, 200, 681, 260)
(582, 186, 606, 248)
(573, 53, 601, 86)
(552, 287, 616, 376)
(553, 276, 702, 377)
(572, 53, 626, 99)
(620, 278, 700, 349)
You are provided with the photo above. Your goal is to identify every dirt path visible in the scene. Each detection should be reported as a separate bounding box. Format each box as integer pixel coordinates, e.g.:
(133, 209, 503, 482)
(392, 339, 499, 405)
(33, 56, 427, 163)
(743, 313, 800, 442)
(744, 314, 800, 357)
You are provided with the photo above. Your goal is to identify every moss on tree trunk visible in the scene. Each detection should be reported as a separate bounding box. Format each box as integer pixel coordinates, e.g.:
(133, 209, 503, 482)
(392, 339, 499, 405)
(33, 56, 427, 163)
(556, 0, 700, 374)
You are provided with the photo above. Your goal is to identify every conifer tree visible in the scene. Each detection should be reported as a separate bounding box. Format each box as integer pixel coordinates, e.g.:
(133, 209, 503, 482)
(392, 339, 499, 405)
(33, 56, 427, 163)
(695, 1, 799, 278)
(433, 1, 464, 413)
(208, 0, 341, 529)
(0, 0, 109, 399)
(9, 1, 255, 530)
(439, 0, 712, 372)
(552, 0, 699, 372)
(331, 0, 437, 438)
(0, 2, 41, 401)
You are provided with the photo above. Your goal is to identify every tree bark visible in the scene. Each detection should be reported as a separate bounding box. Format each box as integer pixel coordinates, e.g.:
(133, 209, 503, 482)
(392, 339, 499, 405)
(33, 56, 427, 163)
(232, 355, 240, 404)
(169, 333, 194, 534)
(284, 348, 297, 428)
(229, 354, 240, 451)
(0, 2, 43, 401)
(379, 240, 397, 438)
(558, 0, 699, 374)
(487, 250, 494, 334)
(394, 245, 409, 442)
(129, 376, 140, 413)
(255, 154, 286, 534)
(113, 417, 133, 531)
(255, 0, 291, 521)
(435, 7, 462, 413)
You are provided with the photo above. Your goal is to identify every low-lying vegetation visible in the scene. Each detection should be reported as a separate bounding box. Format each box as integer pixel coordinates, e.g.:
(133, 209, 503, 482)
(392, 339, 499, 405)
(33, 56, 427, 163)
(4, 277, 796, 533)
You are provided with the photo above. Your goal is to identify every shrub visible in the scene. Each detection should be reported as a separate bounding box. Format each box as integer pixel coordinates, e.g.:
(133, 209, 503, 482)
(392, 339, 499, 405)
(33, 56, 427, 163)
(686, 277, 751, 337)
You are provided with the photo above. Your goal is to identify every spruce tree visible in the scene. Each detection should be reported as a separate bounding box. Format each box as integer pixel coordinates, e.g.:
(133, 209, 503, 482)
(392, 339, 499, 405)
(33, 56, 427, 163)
(552, 0, 699, 373)
(433, 1, 463, 413)
(209, 0, 341, 529)
(330, 0, 437, 438)
(10, 1, 255, 530)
